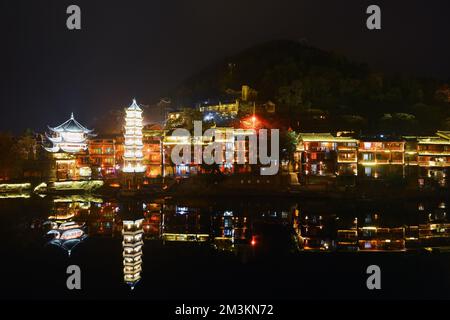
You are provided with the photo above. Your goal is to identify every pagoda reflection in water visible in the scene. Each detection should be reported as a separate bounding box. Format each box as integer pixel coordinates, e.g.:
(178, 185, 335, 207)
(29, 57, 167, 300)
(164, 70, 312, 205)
(34, 197, 450, 290)
(44, 196, 94, 256)
(46, 221, 87, 256)
(122, 219, 144, 290)
(40, 197, 450, 254)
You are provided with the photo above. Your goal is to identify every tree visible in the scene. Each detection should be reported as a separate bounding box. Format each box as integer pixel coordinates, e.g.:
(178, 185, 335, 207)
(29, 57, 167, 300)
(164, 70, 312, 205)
(14, 129, 37, 160)
(379, 113, 417, 135)
(165, 108, 203, 132)
(279, 130, 299, 170)
(442, 117, 450, 130)
(0, 133, 16, 180)
(435, 85, 450, 103)
(277, 80, 304, 113)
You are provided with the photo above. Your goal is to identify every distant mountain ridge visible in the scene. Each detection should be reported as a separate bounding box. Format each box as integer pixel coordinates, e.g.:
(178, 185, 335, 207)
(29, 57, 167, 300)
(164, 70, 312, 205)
(174, 39, 368, 103)
(173, 39, 449, 134)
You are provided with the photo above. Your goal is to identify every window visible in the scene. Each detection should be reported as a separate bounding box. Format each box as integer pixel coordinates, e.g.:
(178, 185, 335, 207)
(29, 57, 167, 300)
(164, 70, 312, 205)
(104, 158, 114, 165)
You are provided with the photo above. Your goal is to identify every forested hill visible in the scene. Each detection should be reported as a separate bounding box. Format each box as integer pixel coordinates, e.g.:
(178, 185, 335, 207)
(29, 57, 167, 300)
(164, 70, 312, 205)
(173, 40, 450, 134)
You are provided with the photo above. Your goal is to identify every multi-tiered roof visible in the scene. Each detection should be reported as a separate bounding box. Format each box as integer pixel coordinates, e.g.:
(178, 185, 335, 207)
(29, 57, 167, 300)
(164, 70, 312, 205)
(45, 113, 95, 153)
(123, 99, 146, 173)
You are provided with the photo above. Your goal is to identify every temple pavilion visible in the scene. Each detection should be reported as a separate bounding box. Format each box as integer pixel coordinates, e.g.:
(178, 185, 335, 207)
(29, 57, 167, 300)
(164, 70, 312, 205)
(45, 113, 95, 181)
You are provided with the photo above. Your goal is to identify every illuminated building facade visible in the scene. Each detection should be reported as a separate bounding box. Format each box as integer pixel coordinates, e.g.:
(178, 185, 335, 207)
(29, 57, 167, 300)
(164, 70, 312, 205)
(169, 87, 259, 126)
(142, 124, 164, 178)
(45, 113, 95, 181)
(295, 131, 446, 185)
(198, 99, 240, 122)
(88, 137, 116, 177)
(166, 111, 184, 124)
(162, 134, 192, 177)
(162, 127, 255, 177)
(214, 127, 255, 174)
(114, 136, 125, 169)
(404, 131, 450, 186)
(297, 133, 358, 177)
(357, 137, 405, 179)
(122, 218, 144, 289)
(199, 100, 239, 116)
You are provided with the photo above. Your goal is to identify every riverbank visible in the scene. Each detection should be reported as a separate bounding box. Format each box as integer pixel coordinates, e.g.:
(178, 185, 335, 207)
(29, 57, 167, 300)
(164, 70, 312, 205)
(1, 174, 448, 201)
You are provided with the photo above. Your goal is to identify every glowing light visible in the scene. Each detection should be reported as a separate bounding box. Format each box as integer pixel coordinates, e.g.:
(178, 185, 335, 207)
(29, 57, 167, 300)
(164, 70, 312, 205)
(45, 114, 94, 153)
(122, 99, 146, 173)
(122, 218, 144, 289)
(0, 183, 31, 192)
(241, 115, 261, 129)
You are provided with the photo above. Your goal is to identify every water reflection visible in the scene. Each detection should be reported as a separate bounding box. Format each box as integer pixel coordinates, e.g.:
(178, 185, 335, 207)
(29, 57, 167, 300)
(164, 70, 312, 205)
(42, 197, 92, 256)
(122, 219, 144, 290)
(296, 207, 450, 252)
(45, 221, 88, 256)
(28, 195, 450, 288)
(212, 210, 249, 252)
(162, 205, 209, 242)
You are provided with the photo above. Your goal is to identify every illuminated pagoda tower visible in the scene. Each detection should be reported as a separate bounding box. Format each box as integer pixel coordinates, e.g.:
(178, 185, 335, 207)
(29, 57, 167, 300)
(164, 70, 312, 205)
(45, 113, 95, 181)
(122, 99, 146, 190)
(122, 218, 144, 290)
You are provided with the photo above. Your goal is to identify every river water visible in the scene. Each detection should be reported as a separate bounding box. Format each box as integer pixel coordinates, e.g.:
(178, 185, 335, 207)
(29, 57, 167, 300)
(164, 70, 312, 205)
(0, 194, 449, 299)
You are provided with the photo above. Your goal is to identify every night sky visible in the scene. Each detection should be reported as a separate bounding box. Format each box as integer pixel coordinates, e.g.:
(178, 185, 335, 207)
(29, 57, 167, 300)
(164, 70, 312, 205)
(1, 0, 450, 133)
